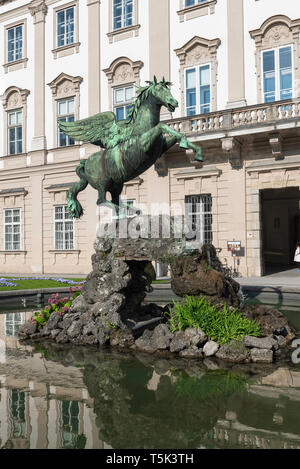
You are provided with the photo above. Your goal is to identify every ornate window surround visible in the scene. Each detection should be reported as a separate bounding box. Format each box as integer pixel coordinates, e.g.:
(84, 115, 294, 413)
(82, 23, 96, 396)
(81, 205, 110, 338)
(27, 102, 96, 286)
(250, 15, 300, 103)
(2, 86, 30, 156)
(107, 0, 140, 44)
(47, 72, 83, 149)
(3, 18, 28, 73)
(52, 0, 80, 59)
(175, 36, 221, 115)
(103, 56, 143, 111)
(177, 0, 217, 23)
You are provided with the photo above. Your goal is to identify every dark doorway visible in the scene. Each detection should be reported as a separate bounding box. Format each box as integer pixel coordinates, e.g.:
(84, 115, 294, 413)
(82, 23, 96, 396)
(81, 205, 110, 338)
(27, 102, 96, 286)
(261, 187, 300, 275)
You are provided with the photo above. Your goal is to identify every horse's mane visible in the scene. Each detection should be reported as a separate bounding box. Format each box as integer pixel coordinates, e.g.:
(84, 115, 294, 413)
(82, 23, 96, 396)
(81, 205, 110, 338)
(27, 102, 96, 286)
(126, 76, 172, 123)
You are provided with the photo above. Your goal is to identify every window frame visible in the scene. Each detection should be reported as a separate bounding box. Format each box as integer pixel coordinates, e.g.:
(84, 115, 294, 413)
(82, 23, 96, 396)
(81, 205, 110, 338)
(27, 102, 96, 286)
(261, 44, 293, 103)
(184, 63, 212, 117)
(3, 207, 22, 251)
(7, 108, 23, 155)
(113, 84, 135, 121)
(3, 19, 28, 73)
(56, 5, 75, 48)
(52, 1, 80, 59)
(185, 0, 208, 7)
(57, 97, 75, 148)
(7, 23, 23, 63)
(54, 205, 75, 251)
(112, 0, 134, 31)
(185, 194, 213, 244)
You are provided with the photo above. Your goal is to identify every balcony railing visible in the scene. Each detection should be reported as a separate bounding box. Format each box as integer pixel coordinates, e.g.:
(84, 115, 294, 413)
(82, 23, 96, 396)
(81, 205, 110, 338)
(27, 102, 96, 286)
(166, 99, 300, 136)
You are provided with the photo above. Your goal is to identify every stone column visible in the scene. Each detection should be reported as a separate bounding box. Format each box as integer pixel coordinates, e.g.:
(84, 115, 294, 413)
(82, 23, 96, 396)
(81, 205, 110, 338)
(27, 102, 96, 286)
(226, 0, 247, 108)
(30, 173, 45, 274)
(29, 0, 47, 151)
(87, 0, 101, 115)
(149, 0, 171, 119)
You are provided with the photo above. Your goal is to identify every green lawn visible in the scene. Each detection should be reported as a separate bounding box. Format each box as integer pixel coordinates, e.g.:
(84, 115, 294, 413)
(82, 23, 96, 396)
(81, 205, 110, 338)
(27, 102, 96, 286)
(0, 278, 85, 292)
(152, 279, 170, 284)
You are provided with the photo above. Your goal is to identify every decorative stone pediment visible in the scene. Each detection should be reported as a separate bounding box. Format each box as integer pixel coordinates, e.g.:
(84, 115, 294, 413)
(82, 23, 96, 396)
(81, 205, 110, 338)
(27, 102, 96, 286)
(48, 73, 83, 98)
(250, 15, 300, 48)
(175, 36, 221, 66)
(103, 57, 144, 85)
(2, 86, 30, 110)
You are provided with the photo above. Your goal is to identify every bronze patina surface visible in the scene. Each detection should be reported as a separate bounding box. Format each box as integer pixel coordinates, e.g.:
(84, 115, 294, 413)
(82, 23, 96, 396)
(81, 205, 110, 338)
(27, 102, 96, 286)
(58, 77, 202, 218)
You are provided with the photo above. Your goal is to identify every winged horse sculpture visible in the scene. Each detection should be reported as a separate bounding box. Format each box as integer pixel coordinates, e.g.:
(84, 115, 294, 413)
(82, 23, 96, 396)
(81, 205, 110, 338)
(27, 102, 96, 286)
(58, 77, 202, 218)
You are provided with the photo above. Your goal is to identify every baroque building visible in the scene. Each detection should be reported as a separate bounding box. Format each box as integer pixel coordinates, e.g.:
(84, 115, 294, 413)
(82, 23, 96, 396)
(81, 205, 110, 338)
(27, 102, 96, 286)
(0, 0, 300, 277)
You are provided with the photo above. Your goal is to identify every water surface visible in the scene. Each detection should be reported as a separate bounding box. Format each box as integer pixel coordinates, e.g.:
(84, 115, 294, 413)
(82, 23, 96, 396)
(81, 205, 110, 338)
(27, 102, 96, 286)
(0, 311, 300, 449)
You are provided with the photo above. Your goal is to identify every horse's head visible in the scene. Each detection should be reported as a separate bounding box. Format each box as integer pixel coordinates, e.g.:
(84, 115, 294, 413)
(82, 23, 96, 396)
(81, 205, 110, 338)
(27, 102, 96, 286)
(148, 76, 178, 113)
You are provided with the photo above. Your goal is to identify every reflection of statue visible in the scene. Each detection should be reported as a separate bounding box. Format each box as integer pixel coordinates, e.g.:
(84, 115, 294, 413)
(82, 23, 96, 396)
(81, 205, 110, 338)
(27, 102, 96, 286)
(58, 77, 202, 218)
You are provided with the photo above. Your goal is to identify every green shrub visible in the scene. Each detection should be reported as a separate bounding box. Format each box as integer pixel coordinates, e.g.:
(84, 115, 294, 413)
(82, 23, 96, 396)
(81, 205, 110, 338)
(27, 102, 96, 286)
(166, 295, 261, 345)
(31, 287, 82, 329)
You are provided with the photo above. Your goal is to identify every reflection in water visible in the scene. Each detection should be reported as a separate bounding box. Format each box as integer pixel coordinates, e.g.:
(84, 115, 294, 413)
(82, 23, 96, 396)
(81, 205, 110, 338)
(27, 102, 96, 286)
(0, 311, 300, 449)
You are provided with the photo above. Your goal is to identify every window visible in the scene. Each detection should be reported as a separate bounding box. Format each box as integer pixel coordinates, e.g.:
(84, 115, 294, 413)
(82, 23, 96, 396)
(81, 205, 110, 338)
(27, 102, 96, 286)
(8, 110, 22, 155)
(113, 0, 133, 30)
(7, 24, 23, 62)
(54, 205, 74, 250)
(185, 0, 207, 6)
(185, 65, 211, 116)
(5, 312, 23, 337)
(113, 85, 134, 121)
(60, 401, 81, 448)
(9, 390, 26, 439)
(57, 98, 75, 147)
(121, 198, 136, 217)
(57, 6, 74, 47)
(185, 194, 212, 244)
(262, 46, 293, 103)
(4, 208, 21, 251)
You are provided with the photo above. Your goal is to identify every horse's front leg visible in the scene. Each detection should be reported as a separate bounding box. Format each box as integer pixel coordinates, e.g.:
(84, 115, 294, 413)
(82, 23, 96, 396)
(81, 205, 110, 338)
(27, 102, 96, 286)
(159, 123, 202, 161)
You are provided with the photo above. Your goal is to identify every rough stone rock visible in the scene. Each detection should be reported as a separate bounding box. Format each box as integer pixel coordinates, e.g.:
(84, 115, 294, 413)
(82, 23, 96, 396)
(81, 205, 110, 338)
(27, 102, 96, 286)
(203, 341, 219, 357)
(79, 335, 99, 345)
(170, 331, 190, 353)
(56, 330, 69, 344)
(179, 346, 203, 359)
(18, 321, 37, 337)
(67, 321, 83, 339)
(135, 329, 157, 354)
(141, 303, 164, 318)
(244, 335, 279, 350)
(43, 313, 62, 335)
(82, 322, 97, 337)
(50, 329, 61, 339)
(151, 324, 174, 350)
(216, 340, 249, 363)
(184, 327, 207, 347)
(170, 245, 241, 307)
(242, 305, 295, 339)
(274, 335, 287, 348)
(250, 348, 274, 363)
(70, 295, 88, 314)
(110, 330, 135, 348)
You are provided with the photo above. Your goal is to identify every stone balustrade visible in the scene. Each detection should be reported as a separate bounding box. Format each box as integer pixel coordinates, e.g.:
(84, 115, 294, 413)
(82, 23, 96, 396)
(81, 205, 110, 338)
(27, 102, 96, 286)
(166, 99, 300, 136)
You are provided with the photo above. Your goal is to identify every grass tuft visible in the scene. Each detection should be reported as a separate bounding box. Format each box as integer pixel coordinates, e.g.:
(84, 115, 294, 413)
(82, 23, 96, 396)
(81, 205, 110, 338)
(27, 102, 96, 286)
(166, 295, 261, 345)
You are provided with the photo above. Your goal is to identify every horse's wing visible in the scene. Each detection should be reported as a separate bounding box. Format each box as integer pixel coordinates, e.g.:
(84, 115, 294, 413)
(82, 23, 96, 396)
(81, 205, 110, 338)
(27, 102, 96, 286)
(58, 112, 116, 148)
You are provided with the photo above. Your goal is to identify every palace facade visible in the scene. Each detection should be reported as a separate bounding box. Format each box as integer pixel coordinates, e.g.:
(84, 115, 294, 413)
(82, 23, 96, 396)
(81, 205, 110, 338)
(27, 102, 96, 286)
(0, 0, 300, 277)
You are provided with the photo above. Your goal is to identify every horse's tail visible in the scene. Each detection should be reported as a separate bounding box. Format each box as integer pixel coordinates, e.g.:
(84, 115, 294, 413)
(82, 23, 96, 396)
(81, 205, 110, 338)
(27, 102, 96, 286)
(67, 160, 88, 218)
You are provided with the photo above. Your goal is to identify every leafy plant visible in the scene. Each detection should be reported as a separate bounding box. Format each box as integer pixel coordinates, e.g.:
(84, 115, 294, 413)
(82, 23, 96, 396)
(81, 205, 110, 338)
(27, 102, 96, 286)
(30, 286, 82, 329)
(166, 295, 261, 344)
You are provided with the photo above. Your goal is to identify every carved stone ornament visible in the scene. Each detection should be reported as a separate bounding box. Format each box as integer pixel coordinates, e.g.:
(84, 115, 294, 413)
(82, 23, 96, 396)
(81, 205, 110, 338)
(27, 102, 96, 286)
(103, 57, 144, 85)
(48, 73, 83, 97)
(269, 133, 284, 160)
(175, 36, 221, 66)
(29, 0, 47, 22)
(186, 149, 203, 169)
(222, 137, 242, 169)
(250, 15, 300, 48)
(2, 86, 30, 110)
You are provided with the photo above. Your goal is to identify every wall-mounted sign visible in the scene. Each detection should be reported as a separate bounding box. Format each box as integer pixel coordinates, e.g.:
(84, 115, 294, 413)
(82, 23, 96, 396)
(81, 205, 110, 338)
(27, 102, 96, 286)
(227, 241, 241, 252)
(247, 232, 254, 240)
